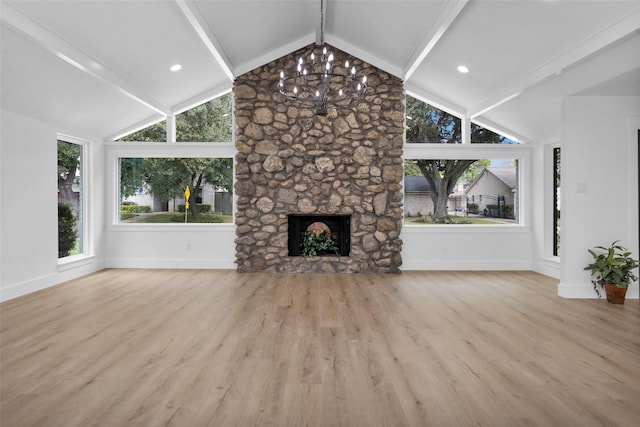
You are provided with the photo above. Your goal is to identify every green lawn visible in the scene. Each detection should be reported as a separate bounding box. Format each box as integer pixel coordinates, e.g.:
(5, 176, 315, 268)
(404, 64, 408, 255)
(404, 216, 504, 225)
(123, 213, 233, 224)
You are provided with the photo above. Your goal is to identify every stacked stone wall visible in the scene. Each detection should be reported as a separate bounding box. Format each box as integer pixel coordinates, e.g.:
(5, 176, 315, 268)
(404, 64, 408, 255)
(234, 44, 404, 273)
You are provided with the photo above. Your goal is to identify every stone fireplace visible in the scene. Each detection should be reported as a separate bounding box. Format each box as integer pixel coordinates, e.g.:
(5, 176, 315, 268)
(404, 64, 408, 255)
(234, 43, 404, 273)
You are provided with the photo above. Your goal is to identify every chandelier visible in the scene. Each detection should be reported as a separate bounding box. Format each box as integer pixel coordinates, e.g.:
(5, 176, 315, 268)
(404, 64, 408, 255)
(276, 2, 368, 115)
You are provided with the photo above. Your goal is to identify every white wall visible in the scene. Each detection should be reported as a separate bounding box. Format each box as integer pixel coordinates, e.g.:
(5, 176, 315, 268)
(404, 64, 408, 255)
(102, 142, 236, 269)
(530, 142, 561, 279)
(401, 143, 533, 271)
(0, 110, 104, 301)
(103, 225, 236, 269)
(401, 226, 532, 270)
(558, 96, 640, 298)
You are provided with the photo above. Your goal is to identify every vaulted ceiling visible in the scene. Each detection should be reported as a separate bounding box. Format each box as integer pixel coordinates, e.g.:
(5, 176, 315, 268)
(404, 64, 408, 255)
(2, 0, 639, 143)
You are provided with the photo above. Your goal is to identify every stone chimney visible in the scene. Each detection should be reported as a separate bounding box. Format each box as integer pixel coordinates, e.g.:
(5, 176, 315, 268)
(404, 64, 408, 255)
(234, 44, 404, 273)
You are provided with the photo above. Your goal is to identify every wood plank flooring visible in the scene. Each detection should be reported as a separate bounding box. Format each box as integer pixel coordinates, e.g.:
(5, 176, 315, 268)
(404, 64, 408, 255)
(1, 269, 639, 426)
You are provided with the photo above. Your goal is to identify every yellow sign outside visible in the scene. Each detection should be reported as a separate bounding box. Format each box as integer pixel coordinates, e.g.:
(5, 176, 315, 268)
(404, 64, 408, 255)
(185, 186, 191, 200)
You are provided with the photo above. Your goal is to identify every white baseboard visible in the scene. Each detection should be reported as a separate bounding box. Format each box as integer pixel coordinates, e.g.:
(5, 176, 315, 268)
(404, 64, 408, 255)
(1, 259, 104, 302)
(400, 259, 531, 271)
(531, 259, 560, 280)
(557, 282, 639, 299)
(104, 258, 235, 270)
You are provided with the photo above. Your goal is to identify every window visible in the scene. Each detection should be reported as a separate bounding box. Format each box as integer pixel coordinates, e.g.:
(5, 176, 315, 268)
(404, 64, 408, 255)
(119, 157, 233, 224)
(406, 95, 461, 144)
(404, 158, 519, 224)
(470, 122, 518, 144)
(553, 147, 561, 256)
(176, 93, 232, 142)
(115, 93, 233, 143)
(57, 139, 84, 257)
(117, 120, 167, 142)
(404, 94, 524, 226)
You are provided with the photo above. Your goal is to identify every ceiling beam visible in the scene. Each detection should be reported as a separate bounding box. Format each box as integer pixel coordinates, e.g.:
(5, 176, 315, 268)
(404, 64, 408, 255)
(403, 0, 469, 81)
(471, 117, 532, 145)
(469, 6, 640, 118)
(104, 114, 166, 142)
(327, 33, 404, 79)
(172, 83, 232, 115)
(315, 0, 326, 45)
(404, 82, 467, 119)
(175, 0, 235, 80)
(1, 1, 170, 117)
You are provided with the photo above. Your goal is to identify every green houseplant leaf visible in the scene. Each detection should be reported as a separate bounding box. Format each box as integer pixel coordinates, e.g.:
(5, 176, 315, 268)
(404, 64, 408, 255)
(584, 241, 639, 297)
(301, 230, 338, 258)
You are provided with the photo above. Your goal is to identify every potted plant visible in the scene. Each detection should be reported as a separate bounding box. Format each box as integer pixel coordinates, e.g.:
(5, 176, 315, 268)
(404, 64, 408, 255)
(301, 221, 338, 258)
(584, 240, 639, 304)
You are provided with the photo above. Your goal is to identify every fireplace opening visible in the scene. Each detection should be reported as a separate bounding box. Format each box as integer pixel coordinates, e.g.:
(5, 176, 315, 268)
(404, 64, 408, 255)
(288, 214, 351, 257)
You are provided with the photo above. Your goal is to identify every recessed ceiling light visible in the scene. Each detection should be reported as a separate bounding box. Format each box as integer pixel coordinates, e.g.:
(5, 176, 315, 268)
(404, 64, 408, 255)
(457, 65, 469, 74)
(170, 64, 182, 72)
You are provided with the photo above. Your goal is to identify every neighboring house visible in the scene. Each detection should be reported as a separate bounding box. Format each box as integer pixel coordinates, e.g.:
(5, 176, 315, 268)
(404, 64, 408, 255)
(464, 167, 516, 218)
(404, 176, 463, 217)
(124, 183, 232, 214)
(404, 176, 433, 217)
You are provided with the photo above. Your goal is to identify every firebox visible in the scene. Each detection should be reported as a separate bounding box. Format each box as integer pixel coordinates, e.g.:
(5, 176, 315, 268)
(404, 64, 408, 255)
(288, 214, 351, 257)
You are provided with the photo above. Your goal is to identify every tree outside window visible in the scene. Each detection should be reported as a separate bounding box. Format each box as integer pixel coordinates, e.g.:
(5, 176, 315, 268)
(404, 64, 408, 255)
(57, 140, 83, 257)
(119, 157, 233, 224)
(405, 95, 510, 223)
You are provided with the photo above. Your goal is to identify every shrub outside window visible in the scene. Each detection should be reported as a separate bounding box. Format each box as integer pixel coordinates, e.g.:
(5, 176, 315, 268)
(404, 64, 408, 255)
(404, 158, 519, 225)
(118, 157, 233, 224)
(57, 139, 84, 257)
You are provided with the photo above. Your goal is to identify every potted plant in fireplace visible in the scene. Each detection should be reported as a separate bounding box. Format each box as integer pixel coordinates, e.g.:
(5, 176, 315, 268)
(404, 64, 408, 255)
(584, 240, 639, 304)
(301, 222, 338, 258)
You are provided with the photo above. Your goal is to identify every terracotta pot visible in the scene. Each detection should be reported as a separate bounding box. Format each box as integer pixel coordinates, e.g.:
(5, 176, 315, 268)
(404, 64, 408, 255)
(603, 282, 628, 304)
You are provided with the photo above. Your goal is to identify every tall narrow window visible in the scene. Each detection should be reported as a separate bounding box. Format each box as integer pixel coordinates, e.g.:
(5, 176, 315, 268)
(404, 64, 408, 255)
(57, 140, 83, 257)
(553, 147, 561, 256)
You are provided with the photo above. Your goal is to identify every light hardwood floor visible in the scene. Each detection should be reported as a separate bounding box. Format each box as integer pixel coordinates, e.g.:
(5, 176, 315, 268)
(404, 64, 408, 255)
(1, 269, 639, 426)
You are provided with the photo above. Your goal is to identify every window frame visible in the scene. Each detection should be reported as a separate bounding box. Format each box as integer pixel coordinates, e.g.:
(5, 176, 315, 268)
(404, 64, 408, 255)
(552, 146, 561, 257)
(57, 134, 92, 267)
(403, 143, 531, 229)
(105, 142, 236, 231)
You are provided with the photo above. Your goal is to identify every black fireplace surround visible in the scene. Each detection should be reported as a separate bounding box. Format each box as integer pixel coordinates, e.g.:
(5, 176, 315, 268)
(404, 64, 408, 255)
(288, 214, 351, 257)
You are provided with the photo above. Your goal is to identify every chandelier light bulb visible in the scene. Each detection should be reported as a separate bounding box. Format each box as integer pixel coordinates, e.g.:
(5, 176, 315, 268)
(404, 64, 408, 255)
(276, 45, 369, 115)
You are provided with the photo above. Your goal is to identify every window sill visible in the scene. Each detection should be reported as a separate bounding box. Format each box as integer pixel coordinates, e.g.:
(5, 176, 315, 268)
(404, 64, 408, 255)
(107, 223, 236, 232)
(58, 254, 96, 272)
(401, 224, 530, 233)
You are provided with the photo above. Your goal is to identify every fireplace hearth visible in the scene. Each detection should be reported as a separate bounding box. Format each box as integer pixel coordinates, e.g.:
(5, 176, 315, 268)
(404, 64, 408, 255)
(288, 215, 350, 257)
